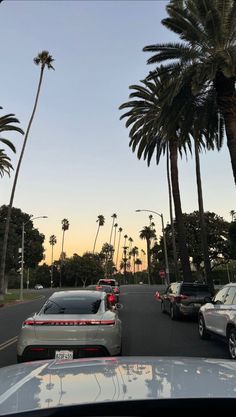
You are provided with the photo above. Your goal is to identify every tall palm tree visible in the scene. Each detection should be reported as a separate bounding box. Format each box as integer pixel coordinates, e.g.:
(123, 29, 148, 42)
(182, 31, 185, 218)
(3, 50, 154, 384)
(135, 258, 142, 272)
(120, 76, 193, 281)
(0, 51, 54, 299)
(93, 215, 105, 253)
(139, 226, 156, 285)
(143, 0, 236, 183)
(0, 150, 13, 177)
(49, 235, 57, 288)
(141, 249, 146, 269)
(112, 223, 118, 259)
(116, 227, 123, 268)
(124, 234, 128, 247)
(60, 218, 69, 287)
(128, 237, 133, 253)
(109, 213, 117, 245)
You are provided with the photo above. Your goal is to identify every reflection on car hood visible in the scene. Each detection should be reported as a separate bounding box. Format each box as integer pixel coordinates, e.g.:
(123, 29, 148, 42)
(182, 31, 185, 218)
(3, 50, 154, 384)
(0, 356, 236, 414)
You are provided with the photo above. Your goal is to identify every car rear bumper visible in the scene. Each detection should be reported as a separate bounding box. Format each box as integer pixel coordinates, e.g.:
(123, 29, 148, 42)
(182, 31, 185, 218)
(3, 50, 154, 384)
(18, 344, 111, 362)
(179, 303, 202, 316)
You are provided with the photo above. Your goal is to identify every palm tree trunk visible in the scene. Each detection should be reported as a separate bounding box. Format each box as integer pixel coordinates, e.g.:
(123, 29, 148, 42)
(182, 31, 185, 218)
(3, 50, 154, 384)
(51, 245, 54, 288)
(0, 65, 45, 300)
(147, 239, 151, 285)
(116, 232, 121, 268)
(60, 230, 65, 288)
(215, 74, 236, 184)
(93, 224, 100, 254)
(109, 218, 115, 245)
(194, 138, 214, 293)
(169, 137, 192, 281)
(112, 228, 117, 260)
(167, 144, 179, 280)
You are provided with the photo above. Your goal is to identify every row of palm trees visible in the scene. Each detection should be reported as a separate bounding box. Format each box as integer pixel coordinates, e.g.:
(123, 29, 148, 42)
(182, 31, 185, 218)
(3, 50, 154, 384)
(119, 0, 236, 292)
(0, 50, 54, 300)
(49, 218, 70, 287)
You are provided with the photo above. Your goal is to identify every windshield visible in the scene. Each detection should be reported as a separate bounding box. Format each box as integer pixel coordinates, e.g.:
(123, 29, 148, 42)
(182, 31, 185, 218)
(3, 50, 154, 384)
(0, 0, 236, 413)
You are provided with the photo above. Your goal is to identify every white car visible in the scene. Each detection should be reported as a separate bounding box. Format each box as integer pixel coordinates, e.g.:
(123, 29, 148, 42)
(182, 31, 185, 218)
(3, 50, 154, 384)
(34, 284, 43, 290)
(198, 283, 236, 359)
(17, 290, 122, 362)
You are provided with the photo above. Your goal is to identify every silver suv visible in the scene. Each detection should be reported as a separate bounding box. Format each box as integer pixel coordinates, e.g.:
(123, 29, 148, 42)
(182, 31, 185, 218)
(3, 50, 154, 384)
(198, 283, 236, 359)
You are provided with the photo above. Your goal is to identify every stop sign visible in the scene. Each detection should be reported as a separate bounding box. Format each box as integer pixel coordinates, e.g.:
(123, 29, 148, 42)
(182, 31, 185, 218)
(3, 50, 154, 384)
(159, 270, 166, 278)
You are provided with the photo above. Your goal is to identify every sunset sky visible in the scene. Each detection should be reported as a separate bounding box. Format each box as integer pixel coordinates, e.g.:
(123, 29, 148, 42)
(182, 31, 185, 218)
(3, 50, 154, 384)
(0, 0, 235, 265)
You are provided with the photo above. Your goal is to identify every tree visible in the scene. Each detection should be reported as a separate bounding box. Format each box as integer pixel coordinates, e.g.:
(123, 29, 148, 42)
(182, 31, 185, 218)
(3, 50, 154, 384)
(0, 206, 45, 275)
(120, 77, 193, 281)
(230, 210, 236, 222)
(0, 51, 54, 301)
(116, 227, 123, 269)
(109, 213, 117, 245)
(100, 243, 114, 276)
(60, 218, 69, 287)
(130, 246, 139, 281)
(93, 215, 105, 254)
(139, 226, 156, 285)
(229, 221, 236, 259)
(64, 253, 104, 287)
(163, 212, 231, 275)
(143, 0, 236, 183)
(112, 223, 118, 259)
(49, 235, 57, 287)
(0, 111, 24, 176)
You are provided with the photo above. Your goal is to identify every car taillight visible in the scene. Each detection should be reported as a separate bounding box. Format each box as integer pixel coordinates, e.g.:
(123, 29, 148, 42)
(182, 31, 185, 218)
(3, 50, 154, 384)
(23, 320, 115, 326)
(23, 320, 35, 326)
(108, 294, 116, 303)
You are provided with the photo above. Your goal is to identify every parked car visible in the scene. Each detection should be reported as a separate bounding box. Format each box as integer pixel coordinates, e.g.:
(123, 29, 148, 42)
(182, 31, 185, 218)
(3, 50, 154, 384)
(86, 284, 117, 305)
(34, 284, 43, 290)
(198, 283, 236, 359)
(17, 290, 122, 362)
(97, 278, 120, 298)
(156, 282, 212, 320)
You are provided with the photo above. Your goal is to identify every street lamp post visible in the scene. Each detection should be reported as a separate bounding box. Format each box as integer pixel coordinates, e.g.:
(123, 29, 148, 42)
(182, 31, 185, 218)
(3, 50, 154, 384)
(20, 215, 47, 300)
(136, 209, 170, 286)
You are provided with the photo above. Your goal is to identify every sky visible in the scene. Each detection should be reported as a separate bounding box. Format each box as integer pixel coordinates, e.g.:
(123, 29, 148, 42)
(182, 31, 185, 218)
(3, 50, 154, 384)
(0, 0, 235, 264)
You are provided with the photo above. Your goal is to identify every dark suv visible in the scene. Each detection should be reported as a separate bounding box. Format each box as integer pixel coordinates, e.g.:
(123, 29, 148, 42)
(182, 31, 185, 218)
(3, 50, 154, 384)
(159, 282, 212, 320)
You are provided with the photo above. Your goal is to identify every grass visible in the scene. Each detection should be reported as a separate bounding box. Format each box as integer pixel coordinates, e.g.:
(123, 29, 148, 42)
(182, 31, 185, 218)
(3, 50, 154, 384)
(2, 290, 43, 305)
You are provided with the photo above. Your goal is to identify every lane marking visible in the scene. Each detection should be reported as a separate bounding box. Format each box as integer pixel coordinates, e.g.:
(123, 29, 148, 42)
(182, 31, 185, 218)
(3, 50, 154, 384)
(0, 336, 18, 351)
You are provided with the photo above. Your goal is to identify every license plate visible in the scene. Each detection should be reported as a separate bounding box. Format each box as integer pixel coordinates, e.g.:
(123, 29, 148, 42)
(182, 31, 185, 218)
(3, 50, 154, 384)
(55, 350, 73, 360)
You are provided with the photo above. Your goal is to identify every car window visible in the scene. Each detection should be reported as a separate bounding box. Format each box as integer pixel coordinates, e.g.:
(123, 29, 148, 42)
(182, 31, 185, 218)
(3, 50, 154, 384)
(214, 287, 229, 304)
(181, 284, 210, 296)
(41, 296, 101, 314)
(224, 287, 236, 305)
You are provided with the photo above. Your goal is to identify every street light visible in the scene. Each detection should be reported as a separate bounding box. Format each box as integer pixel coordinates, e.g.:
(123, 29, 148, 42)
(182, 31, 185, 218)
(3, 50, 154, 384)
(135, 209, 170, 286)
(20, 215, 48, 300)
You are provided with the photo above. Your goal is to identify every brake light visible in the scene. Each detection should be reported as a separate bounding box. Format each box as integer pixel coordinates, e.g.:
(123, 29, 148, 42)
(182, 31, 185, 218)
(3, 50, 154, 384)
(23, 320, 35, 326)
(24, 320, 115, 326)
(155, 291, 161, 300)
(108, 294, 116, 303)
(180, 294, 189, 299)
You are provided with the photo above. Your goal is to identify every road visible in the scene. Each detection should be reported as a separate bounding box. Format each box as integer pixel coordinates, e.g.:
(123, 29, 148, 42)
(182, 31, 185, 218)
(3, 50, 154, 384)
(0, 285, 228, 368)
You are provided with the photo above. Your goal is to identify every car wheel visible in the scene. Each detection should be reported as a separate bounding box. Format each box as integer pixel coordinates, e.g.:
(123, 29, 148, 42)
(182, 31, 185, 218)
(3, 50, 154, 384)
(161, 301, 165, 313)
(228, 328, 236, 359)
(170, 304, 178, 320)
(198, 315, 209, 340)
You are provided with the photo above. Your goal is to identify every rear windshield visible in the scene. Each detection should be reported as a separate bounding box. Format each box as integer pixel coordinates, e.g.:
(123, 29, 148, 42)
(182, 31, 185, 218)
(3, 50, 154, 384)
(99, 279, 115, 286)
(98, 286, 113, 293)
(41, 296, 101, 315)
(181, 285, 210, 296)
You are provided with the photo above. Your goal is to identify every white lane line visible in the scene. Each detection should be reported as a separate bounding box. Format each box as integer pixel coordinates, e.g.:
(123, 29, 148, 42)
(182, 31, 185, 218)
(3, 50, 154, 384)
(0, 336, 18, 351)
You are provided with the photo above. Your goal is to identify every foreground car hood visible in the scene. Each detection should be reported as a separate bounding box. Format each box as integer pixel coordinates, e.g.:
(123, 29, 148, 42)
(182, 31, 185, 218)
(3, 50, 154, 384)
(0, 357, 236, 414)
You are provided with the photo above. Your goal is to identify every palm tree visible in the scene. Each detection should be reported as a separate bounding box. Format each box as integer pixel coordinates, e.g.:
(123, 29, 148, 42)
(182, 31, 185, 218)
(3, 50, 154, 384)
(49, 235, 57, 288)
(109, 213, 117, 245)
(139, 226, 156, 285)
(120, 77, 193, 281)
(135, 258, 142, 272)
(60, 218, 69, 287)
(124, 234, 128, 247)
(0, 51, 54, 299)
(141, 249, 146, 269)
(93, 215, 105, 253)
(112, 223, 118, 259)
(128, 237, 133, 255)
(143, 0, 236, 183)
(0, 150, 13, 177)
(230, 210, 236, 222)
(130, 246, 139, 281)
(116, 227, 123, 268)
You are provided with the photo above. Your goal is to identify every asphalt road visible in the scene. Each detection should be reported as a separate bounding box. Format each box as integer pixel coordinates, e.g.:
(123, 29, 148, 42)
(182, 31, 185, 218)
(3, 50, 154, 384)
(0, 285, 229, 368)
